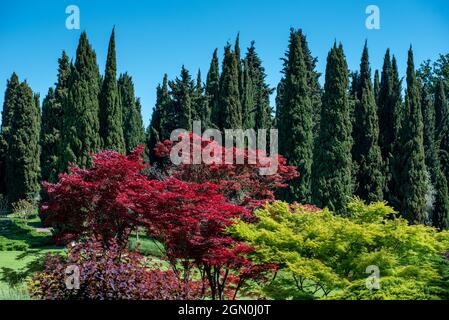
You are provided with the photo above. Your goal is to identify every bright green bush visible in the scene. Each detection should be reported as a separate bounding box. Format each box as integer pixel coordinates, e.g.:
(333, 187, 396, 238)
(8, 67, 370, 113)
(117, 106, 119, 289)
(229, 198, 449, 300)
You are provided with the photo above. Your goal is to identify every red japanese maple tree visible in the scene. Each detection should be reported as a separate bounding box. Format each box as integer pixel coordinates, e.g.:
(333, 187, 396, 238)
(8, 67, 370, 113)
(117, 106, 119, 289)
(152, 132, 299, 209)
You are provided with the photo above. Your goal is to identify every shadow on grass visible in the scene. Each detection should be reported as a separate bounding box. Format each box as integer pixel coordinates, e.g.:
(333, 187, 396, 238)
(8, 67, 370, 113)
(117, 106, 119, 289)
(0, 218, 52, 248)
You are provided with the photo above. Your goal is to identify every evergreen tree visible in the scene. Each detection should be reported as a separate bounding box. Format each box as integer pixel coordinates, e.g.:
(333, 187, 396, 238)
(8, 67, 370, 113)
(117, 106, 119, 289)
(234, 33, 244, 105)
(244, 42, 272, 130)
(118, 73, 145, 154)
(192, 70, 211, 126)
(311, 43, 353, 212)
(351, 42, 383, 202)
(59, 32, 101, 170)
(374, 69, 380, 101)
(169, 66, 194, 131)
(5, 81, 41, 204)
(219, 44, 242, 129)
(435, 80, 449, 184)
(41, 51, 70, 183)
(206, 49, 220, 128)
(0, 73, 20, 196)
(420, 84, 449, 229)
(395, 47, 427, 224)
(277, 30, 314, 203)
(99, 28, 125, 153)
(147, 77, 167, 162)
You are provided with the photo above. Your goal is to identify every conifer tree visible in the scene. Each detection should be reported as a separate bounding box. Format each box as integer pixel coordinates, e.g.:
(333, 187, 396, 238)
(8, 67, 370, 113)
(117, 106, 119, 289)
(311, 43, 353, 212)
(206, 49, 220, 128)
(59, 32, 101, 170)
(351, 42, 383, 202)
(5, 81, 41, 204)
(432, 168, 449, 229)
(169, 66, 194, 131)
(435, 80, 449, 184)
(192, 70, 210, 126)
(219, 44, 242, 129)
(118, 73, 145, 154)
(234, 33, 244, 105)
(0, 73, 20, 195)
(395, 47, 427, 223)
(99, 28, 125, 153)
(244, 42, 272, 130)
(374, 69, 380, 101)
(277, 30, 314, 203)
(41, 52, 70, 182)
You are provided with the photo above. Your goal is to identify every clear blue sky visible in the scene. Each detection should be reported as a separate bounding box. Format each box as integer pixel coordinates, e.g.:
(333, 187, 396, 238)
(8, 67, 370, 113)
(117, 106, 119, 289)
(1, 0, 449, 126)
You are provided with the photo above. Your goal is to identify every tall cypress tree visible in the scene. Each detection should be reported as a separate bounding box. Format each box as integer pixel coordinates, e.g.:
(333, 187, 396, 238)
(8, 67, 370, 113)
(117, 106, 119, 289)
(311, 43, 353, 212)
(192, 70, 211, 126)
(206, 49, 220, 128)
(435, 80, 449, 183)
(0, 73, 20, 196)
(169, 66, 194, 131)
(374, 69, 380, 101)
(59, 32, 101, 170)
(219, 44, 242, 129)
(147, 75, 170, 162)
(420, 84, 449, 229)
(5, 81, 41, 204)
(99, 28, 125, 153)
(351, 42, 383, 202)
(118, 73, 145, 154)
(234, 33, 244, 105)
(277, 30, 314, 203)
(244, 42, 272, 130)
(395, 47, 427, 223)
(41, 51, 70, 183)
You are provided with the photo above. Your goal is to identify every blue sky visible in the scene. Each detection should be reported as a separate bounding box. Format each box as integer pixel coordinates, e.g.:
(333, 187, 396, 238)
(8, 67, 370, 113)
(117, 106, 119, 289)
(1, 0, 449, 126)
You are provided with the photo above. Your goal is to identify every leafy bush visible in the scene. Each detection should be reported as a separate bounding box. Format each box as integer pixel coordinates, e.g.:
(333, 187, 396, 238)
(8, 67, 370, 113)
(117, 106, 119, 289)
(229, 198, 449, 300)
(0, 236, 29, 251)
(29, 238, 203, 300)
(11, 199, 37, 224)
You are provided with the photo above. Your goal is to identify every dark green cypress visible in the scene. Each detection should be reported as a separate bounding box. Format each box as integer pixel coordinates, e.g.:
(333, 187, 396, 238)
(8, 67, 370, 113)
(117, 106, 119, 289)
(219, 44, 242, 129)
(59, 32, 101, 170)
(311, 43, 353, 212)
(147, 75, 170, 162)
(420, 83, 449, 229)
(396, 47, 427, 224)
(277, 30, 314, 203)
(118, 73, 145, 154)
(234, 33, 244, 105)
(169, 66, 194, 131)
(378, 50, 393, 160)
(244, 42, 272, 130)
(435, 80, 449, 184)
(0, 73, 20, 196)
(351, 42, 383, 202)
(99, 28, 125, 153)
(5, 81, 41, 204)
(206, 49, 220, 128)
(374, 69, 380, 101)
(242, 59, 255, 129)
(192, 70, 211, 126)
(41, 51, 70, 182)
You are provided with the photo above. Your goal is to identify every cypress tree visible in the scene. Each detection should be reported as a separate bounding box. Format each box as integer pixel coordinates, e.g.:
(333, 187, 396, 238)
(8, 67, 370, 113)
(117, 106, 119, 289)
(99, 28, 125, 153)
(435, 80, 449, 184)
(118, 73, 145, 154)
(378, 50, 393, 160)
(147, 75, 170, 162)
(206, 49, 220, 128)
(234, 33, 244, 105)
(420, 84, 449, 229)
(277, 29, 314, 203)
(219, 44, 242, 129)
(244, 42, 272, 130)
(59, 32, 101, 170)
(192, 70, 211, 126)
(169, 66, 194, 131)
(374, 69, 380, 101)
(311, 43, 353, 212)
(395, 47, 427, 223)
(242, 59, 255, 129)
(351, 42, 383, 202)
(5, 81, 41, 204)
(41, 51, 70, 182)
(0, 73, 20, 196)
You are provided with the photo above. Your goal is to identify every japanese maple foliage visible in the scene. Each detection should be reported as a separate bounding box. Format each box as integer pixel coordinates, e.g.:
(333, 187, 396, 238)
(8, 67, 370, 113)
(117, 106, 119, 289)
(41, 145, 151, 244)
(41, 144, 277, 299)
(152, 133, 299, 209)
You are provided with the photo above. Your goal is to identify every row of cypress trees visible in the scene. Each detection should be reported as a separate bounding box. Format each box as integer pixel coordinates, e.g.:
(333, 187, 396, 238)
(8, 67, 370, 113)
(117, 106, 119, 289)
(1, 28, 448, 229)
(0, 29, 146, 206)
